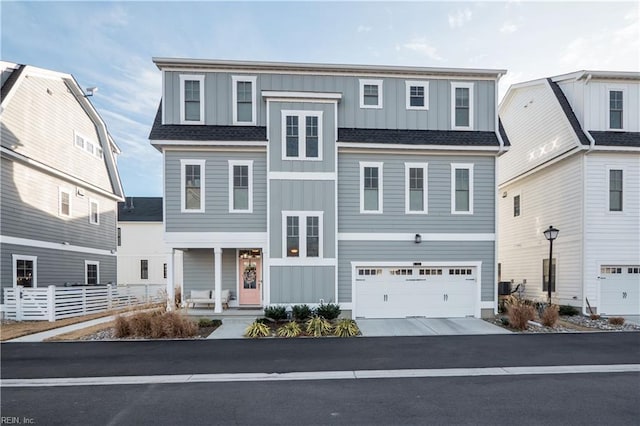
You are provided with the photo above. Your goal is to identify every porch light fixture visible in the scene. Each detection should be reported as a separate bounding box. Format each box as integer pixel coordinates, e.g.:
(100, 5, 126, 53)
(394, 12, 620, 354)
(543, 225, 559, 304)
(414, 234, 422, 244)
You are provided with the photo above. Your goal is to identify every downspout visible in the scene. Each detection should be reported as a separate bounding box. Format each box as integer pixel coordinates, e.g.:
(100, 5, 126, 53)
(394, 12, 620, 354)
(495, 72, 506, 154)
(493, 72, 504, 315)
(580, 73, 595, 316)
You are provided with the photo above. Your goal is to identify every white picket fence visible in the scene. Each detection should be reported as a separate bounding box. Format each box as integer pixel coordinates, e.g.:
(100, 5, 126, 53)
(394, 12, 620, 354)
(3, 284, 165, 322)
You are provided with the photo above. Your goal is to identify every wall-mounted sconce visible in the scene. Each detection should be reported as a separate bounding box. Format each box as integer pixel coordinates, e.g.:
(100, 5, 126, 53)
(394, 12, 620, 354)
(502, 191, 508, 198)
(414, 234, 422, 244)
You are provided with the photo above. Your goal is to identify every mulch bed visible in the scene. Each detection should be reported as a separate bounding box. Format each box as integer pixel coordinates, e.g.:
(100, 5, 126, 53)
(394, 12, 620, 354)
(484, 314, 640, 333)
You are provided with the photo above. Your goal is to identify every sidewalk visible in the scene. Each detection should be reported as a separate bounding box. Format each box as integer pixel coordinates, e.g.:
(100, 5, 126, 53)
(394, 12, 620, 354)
(6, 314, 120, 343)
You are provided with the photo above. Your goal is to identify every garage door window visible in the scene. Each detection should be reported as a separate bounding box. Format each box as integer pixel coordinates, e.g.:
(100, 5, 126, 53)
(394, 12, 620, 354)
(358, 268, 382, 276)
(419, 268, 442, 275)
(449, 268, 473, 275)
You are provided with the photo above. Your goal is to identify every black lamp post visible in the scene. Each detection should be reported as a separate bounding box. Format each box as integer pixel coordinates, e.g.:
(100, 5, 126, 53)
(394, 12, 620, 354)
(543, 226, 559, 304)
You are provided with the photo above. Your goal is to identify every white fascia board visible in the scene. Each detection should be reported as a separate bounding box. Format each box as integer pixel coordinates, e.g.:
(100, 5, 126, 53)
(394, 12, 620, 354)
(269, 172, 336, 180)
(338, 233, 495, 241)
(269, 258, 337, 267)
(164, 232, 268, 248)
(261, 91, 342, 101)
(589, 146, 640, 153)
(337, 142, 500, 152)
(1, 235, 116, 257)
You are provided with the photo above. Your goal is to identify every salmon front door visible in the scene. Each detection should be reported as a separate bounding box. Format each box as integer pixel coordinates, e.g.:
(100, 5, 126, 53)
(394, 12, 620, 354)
(238, 250, 261, 305)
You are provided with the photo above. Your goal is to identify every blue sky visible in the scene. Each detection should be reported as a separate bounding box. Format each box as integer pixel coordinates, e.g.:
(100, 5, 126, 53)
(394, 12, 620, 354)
(2, 1, 638, 197)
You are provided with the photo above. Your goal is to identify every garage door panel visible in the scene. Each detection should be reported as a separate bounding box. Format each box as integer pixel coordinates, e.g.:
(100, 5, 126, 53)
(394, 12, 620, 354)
(599, 265, 640, 315)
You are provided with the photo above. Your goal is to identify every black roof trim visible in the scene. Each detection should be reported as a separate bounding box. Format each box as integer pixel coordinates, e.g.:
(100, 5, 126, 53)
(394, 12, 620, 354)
(588, 131, 640, 148)
(118, 197, 163, 222)
(149, 103, 267, 142)
(498, 119, 511, 147)
(547, 78, 590, 146)
(1, 64, 24, 103)
(338, 128, 500, 146)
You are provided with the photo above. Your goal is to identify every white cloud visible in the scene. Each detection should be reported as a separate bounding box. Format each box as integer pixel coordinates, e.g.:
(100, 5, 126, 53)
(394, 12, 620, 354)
(448, 8, 472, 29)
(357, 25, 372, 33)
(402, 38, 443, 61)
(500, 22, 517, 34)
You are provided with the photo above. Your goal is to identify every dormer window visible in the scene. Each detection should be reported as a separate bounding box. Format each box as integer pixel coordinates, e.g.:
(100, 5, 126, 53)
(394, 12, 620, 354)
(609, 90, 623, 130)
(359, 79, 383, 109)
(232, 76, 257, 125)
(180, 75, 204, 124)
(451, 82, 474, 130)
(406, 81, 429, 110)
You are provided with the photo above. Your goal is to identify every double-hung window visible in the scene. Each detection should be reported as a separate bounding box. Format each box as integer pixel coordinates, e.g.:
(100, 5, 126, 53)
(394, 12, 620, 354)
(181, 159, 206, 213)
(451, 82, 474, 130)
(59, 187, 72, 217)
(13, 254, 37, 288)
(405, 163, 428, 214)
(283, 212, 323, 258)
(228, 160, 253, 213)
(85, 261, 99, 285)
(140, 260, 149, 280)
(609, 169, 623, 212)
(360, 162, 383, 214)
(406, 81, 429, 110)
(451, 164, 474, 214)
(180, 75, 204, 124)
(89, 199, 99, 225)
(359, 79, 383, 109)
(609, 90, 623, 130)
(282, 111, 322, 160)
(232, 76, 257, 125)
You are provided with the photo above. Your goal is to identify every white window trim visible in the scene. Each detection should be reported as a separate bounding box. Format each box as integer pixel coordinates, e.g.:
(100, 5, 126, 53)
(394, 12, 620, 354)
(281, 211, 324, 259)
(606, 86, 626, 131)
(228, 160, 254, 213)
(359, 79, 383, 109)
(405, 163, 428, 214)
(360, 161, 384, 214)
(74, 130, 102, 160)
(12, 254, 37, 287)
(451, 163, 474, 215)
(232, 76, 257, 125)
(405, 81, 429, 110)
(59, 187, 72, 218)
(606, 166, 624, 214)
(180, 159, 206, 213)
(85, 260, 100, 285)
(451, 82, 474, 130)
(281, 110, 323, 161)
(179, 74, 205, 125)
(89, 198, 99, 225)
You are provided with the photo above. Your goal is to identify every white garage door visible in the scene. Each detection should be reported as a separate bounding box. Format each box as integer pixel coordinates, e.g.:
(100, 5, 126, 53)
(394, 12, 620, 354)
(355, 265, 477, 318)
(599, 265, 640, 315)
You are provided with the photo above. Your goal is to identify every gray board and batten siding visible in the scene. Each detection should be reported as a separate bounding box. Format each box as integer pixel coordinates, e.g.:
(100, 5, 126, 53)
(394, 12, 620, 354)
(270, 266, 335, 304)
(338, 153, 495, 233)
(0, 244, 116, 289)
(163, 72, 496, 132)
(182, 249, 237, 297)
(338, 241, 495, 303)
(164, 150, 267, 233)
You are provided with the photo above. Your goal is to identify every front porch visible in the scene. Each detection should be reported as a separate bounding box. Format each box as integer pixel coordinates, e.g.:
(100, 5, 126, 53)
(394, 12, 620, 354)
(179, 307, 263, 320)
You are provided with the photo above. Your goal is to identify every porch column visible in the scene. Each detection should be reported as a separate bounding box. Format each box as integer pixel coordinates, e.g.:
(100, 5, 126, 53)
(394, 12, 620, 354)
(214, 247, 223, 313)
(166, 248, 175, 311)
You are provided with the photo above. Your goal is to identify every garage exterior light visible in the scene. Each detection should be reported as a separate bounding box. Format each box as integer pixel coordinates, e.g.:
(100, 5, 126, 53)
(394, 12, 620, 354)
(415, 234, 422, 244)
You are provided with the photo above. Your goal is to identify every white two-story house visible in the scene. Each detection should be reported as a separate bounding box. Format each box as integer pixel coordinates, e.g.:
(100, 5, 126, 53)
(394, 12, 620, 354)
(149, 58, 508, 318)
(498, 71, 640, 316)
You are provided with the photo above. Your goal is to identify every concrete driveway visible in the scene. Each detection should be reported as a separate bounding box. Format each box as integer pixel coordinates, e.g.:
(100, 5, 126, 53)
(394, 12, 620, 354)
(357, 317, 511, 337)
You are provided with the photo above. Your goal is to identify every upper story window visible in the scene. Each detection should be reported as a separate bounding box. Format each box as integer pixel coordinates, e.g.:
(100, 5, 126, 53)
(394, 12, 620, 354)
(59, 187, 72, 217)
(282, 111, 322, 160)
(609, 169, 623, 212)
(74, 131, 103, 159)
(405, 163, 428, 214)
(609, 90, 623, 130)
(180, 159, 206, 213)
(179, 75, 205, 124)
(360, 162, 383, 214)
(89, 199, 99, 225)
(406, 81, 429, 110)
(451, 82, 474, 130)
(514, 194, 521, 217)
(232, 76, 257, 125)
(117, 227, 121, 246)
(283, 211, 323, 258)
(228, 160, 253, 213)
(359, 79, 383, 109)
(451, 163, 474, 214)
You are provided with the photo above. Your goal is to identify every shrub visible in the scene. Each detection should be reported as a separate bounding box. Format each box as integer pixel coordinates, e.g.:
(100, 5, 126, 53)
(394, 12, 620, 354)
(174, 286, 182, 308)
(276, 321, 302, 338)
(306, 316, 332, 337)
(115, 311, 197, 339)
(256, 317, 273, 325)
(590, 314, 601, 320)
(264, 305, 287, 321)
(244, 321, 271, 338)
(292, 304, 313, 321)
(507, 302, 535, 330)
(333, 318, 360, 337)
(558, 305, 580, 316)
(114, 315, 130, 338)
(315, 303, 341, 320)
(162, 312, 198, 338)
(541, 305, 559, 327)
(198, 318, 221, 328)
(608, 317, 625, 326)
(129, 312, 156, 336)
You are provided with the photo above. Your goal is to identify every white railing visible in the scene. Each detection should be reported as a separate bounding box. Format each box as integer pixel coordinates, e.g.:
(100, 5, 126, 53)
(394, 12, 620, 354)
(3, 284, 165, 322)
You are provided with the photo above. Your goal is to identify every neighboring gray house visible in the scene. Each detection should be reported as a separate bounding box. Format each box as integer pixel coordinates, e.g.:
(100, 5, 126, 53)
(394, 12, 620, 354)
(149, 58, 508, 317)
(0, 62, 124, 306)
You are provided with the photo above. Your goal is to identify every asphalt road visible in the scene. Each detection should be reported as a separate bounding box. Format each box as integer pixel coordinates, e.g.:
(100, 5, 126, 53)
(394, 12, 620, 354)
(1, 333, 639, 425)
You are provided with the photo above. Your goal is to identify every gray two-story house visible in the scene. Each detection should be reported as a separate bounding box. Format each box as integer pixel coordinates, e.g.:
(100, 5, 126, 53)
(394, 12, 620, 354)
(149, 58, 508, 318)
(0, 62, 124, 305)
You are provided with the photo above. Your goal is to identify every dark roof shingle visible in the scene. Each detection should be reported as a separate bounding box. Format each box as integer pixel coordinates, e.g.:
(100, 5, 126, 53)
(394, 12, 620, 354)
(338, 128, 500, 146)
(1, 64, 24, 103)
(498, 119, 511, 147)
(588, 131, 640, 148)
(547, 78, 590, 146)
(118, 197, 163, 222)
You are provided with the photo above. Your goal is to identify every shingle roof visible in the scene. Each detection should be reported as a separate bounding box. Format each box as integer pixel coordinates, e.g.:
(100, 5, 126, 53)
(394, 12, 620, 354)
(588, 131, 640, 148)
(148, 103, 267, 141)
(118, 197, 163, 222)
(337, 128, 500, 146)
(547, 78, 591, 146)
(0, 64, 24, 103)
(498, 119, 511, 147)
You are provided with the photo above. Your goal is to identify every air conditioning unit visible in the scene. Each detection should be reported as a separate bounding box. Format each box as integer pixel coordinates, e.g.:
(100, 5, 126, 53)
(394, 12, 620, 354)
(76, 187, 85, 197)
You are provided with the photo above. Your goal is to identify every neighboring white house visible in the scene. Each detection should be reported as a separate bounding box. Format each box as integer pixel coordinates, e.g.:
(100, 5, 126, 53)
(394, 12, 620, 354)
(117, 197, 182, 289)
(498, 71, 640, 316)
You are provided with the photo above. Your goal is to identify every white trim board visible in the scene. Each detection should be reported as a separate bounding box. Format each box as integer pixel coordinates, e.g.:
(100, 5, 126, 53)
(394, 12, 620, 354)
(1, 235, 116, 257)
(262, 90, 342, 100)
(337, 143, 500, 152)
(164, 232, 268, 247)
(338, 233, 495, 241)
(268, 172, 336, 181)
